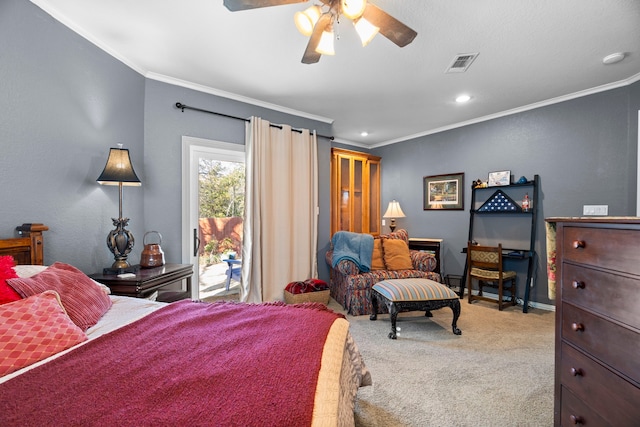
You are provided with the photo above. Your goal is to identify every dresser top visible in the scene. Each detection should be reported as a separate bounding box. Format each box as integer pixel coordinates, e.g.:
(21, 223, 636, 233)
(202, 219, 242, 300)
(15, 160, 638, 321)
(546, 216, 640, 224)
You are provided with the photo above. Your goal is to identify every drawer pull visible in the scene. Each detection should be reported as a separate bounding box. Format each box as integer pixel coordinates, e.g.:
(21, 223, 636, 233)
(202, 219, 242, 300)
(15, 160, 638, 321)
(570, 367, 583, 376)
(572, 281, 585, 289)
(572, 240, 586, 249)
(571, 322, 584, 332)
(569, 414, 584, 425)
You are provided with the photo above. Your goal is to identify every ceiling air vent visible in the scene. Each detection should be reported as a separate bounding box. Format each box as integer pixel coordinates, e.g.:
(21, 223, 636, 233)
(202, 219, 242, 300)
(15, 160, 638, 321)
(446, 53, 479, 73)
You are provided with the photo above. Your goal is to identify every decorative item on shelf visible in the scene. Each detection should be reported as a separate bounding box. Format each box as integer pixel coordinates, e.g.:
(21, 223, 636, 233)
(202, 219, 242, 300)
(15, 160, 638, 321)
(522, 193, 531, 212)
(477, 190, 522, 212)
(488, 170, 511, 187)
(383, 200, 405, 232)
(472, 179, 487, 189)
(140, 231, 165, 268)
(97, 144, 141, 274)
(517, 176, 528, 184)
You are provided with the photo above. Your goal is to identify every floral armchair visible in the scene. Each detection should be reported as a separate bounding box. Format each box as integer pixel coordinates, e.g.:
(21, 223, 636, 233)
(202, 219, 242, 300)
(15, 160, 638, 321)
(325, 229, 440, 315)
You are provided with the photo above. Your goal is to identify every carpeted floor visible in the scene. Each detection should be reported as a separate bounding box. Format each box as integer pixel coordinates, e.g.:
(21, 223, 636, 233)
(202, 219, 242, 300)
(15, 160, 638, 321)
(327, 298, 555, 427)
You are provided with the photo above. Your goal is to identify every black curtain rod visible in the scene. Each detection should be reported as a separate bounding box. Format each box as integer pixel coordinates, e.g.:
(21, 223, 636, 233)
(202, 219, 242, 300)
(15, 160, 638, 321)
(175, 102, 334, 141)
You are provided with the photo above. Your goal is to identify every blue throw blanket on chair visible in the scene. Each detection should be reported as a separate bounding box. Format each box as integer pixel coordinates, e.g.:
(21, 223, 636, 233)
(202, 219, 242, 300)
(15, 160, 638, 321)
(331, 231, 374, 273)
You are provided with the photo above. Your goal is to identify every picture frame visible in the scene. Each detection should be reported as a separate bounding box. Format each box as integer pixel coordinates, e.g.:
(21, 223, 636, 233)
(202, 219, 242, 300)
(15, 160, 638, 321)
(423, 173, 464, 210)
(488, 170, 511, 187)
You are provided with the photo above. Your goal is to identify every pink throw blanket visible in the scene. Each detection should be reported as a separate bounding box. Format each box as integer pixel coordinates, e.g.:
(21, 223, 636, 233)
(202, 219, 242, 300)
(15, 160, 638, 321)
(0, 300, 343, 426)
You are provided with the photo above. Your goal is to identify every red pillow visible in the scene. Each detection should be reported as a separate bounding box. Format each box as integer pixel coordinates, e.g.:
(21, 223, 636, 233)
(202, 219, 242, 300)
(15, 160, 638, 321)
(0, 290, 87, 377)
(0, 256, 21, 305)
(285, 279, 329, 294)
(7, 262, 112, 331)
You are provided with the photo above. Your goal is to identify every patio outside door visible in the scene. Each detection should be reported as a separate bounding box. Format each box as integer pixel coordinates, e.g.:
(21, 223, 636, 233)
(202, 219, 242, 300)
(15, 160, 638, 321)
(182, 136, 245, 300)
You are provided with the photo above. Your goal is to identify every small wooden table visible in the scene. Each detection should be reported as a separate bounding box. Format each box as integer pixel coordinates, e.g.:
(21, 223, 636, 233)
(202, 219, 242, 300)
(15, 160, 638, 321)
(90, 263, 193, 302)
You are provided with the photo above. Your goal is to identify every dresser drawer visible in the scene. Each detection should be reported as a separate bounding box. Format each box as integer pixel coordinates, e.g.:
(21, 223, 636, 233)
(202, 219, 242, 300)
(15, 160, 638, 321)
(562, 263, 640, 329)
(560, 386, 608, 427)
(561, 303, 640, 381)
(562, 226, 640, 274)
(560, 343, 640, 424)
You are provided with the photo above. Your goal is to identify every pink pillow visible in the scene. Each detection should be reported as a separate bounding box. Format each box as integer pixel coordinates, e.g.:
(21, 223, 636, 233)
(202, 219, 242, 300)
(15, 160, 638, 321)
(0, 290, 87, 377)
(7, 262, 112, 331)
(0, 256, 21, 305)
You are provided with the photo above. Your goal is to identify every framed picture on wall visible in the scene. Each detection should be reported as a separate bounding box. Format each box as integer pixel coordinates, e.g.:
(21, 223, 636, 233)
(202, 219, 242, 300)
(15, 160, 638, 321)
(488, 170, 511, 187)
(423, 173, 464, 210)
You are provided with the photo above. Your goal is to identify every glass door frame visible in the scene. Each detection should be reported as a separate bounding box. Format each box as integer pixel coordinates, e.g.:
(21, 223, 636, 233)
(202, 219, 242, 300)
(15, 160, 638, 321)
(181, 136, 245, 299)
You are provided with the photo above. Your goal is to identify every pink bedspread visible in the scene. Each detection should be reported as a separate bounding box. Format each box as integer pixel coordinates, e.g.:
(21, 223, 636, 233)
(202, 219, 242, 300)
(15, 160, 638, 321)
(0, 300, 344, 426)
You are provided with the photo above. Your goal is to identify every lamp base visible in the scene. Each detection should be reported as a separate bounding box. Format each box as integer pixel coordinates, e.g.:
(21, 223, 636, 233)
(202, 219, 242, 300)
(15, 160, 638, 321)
(103, 265, 140, 275)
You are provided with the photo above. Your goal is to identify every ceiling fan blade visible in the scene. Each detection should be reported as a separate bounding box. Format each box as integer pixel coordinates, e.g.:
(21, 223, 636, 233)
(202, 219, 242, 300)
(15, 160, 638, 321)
(301, 13, 332, 64)
(223, 0, 307, 12)
(362, 3, 417, 47)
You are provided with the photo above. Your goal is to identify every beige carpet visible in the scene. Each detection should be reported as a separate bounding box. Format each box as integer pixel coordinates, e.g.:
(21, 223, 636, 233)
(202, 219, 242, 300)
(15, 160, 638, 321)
(327, 298, 555, 427)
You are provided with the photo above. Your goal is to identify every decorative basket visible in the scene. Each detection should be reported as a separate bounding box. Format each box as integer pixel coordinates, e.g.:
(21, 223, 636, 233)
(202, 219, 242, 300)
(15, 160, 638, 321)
(284, 289, 330, 305)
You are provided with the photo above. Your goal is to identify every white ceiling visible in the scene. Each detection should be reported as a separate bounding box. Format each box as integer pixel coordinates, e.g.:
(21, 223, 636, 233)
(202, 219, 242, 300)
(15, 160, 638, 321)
(31, 0, 640, 147)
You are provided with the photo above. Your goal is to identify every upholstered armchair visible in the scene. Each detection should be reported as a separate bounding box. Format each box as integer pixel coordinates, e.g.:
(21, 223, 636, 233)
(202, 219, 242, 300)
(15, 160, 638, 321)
(325, 229, 440, 315)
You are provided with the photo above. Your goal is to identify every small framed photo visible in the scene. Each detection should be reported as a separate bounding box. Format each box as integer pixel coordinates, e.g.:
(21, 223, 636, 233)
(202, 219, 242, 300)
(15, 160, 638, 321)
(423, 173, 464, 210)
(488, 170, 510, 187)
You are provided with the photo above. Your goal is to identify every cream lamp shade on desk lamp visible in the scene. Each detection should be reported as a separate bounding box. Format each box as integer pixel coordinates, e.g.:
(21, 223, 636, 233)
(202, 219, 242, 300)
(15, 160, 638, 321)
(383, 200, 405, 232)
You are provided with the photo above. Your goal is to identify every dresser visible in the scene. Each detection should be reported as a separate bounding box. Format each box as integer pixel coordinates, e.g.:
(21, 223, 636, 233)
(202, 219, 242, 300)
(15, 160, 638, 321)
(549, 218, 640, 426)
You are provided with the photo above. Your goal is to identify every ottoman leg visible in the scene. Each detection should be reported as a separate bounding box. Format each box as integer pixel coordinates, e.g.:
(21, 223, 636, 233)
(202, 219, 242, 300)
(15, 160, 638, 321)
(369, 291, 379, 321)
(388, 302, 399, 339)
(450, 299, 462, 335)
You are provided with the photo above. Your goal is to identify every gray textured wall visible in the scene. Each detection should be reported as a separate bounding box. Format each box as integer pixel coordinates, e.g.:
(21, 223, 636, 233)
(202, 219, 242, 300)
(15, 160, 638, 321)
(0, 0, 145, 272)
(371, 85, 640, 306)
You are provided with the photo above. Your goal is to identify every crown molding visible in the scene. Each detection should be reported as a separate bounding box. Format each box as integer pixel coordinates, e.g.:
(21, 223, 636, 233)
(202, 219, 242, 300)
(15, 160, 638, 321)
(372, 71, 640, 148)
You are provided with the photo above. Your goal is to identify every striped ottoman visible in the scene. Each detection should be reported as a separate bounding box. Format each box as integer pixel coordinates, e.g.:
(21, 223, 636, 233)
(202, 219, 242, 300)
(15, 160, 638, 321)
(370, 278, 461, 339)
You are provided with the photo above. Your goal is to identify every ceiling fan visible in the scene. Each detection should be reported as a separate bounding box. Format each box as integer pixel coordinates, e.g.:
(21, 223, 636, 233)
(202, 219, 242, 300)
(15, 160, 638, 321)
(223, 0, 418, 64)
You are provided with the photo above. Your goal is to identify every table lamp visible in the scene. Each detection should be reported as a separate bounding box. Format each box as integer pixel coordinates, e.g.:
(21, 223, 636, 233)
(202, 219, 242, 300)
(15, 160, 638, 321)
(383, 200, 405, 232)
(97, 144, 141, 273)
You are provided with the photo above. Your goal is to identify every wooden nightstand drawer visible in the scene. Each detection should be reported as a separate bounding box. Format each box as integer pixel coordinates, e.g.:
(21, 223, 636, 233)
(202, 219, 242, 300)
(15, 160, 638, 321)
(561, 263, 640, 329)
(560, 343, 640, 424)
(561, 303, 640, 380)
(562, 226, 640, 274)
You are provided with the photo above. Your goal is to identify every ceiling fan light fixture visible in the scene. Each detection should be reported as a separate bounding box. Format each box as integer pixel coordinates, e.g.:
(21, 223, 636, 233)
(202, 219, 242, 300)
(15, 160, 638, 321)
(294, 5, 322, 36)
(316, 27, 335, 55)
(341, 0, 366, 20)
(354, 17, 379, 46)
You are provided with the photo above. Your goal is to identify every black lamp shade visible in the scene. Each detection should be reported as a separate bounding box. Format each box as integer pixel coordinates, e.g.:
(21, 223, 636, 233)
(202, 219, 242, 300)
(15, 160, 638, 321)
(97, 148, 141, 186)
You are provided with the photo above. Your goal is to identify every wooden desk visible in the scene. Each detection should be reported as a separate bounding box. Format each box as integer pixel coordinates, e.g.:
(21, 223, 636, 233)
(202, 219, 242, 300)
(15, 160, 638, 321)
(408, 238, 443, 278)
(90, 263, 193, 302)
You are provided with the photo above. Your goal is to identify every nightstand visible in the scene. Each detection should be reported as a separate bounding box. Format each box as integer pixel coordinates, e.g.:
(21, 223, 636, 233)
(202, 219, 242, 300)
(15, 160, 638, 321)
(90, 263, 193, 302)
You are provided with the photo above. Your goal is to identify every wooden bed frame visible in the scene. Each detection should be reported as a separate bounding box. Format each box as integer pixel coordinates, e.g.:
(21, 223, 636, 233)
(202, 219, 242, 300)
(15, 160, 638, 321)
(0, 223, 48, 265)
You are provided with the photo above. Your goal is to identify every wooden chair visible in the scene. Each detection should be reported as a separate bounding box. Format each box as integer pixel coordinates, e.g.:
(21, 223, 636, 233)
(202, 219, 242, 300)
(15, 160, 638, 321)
(466, 242, 517, 310)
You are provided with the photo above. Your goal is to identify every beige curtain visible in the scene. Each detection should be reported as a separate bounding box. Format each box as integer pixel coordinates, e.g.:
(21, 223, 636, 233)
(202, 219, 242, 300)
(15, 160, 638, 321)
(241, 117, 318, 302)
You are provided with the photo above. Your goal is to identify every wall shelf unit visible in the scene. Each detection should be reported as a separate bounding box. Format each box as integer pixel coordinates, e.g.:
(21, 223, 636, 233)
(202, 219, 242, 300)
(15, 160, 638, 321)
(464, 174, 539, 312)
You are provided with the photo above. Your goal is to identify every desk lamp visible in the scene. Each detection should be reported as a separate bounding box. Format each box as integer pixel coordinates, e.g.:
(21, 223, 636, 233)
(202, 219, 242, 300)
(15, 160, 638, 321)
(383, 200, 405, 232)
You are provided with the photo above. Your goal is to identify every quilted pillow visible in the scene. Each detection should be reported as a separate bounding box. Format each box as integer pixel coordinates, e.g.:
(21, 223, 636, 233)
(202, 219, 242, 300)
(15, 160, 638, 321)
(0, 256, 21, 305)
(7, 262, 112, 331)
(371, 238, 386, 270)
(382, 239, 413, 270)
(0, 290, 87, 377)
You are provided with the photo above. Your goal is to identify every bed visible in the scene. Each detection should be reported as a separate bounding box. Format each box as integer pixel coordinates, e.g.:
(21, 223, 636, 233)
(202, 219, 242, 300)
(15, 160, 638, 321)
(0, 225, 371, 426)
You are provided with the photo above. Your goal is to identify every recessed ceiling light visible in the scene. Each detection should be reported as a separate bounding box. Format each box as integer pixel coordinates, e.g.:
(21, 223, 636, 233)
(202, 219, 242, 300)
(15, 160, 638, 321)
(360, 131, 369, 137)
(456, 94, 471, 103)
(602, 52, 625, 65)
